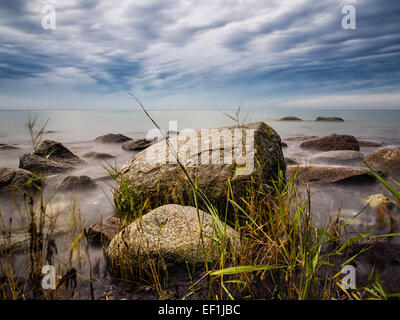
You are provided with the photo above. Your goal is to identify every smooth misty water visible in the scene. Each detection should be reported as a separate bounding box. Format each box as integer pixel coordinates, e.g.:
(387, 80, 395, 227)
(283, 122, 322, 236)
(0, 109, 399, 298)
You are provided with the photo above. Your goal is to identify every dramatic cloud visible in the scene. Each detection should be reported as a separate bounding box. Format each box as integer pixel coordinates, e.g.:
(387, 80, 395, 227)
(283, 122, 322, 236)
(0, 0, 399, 109)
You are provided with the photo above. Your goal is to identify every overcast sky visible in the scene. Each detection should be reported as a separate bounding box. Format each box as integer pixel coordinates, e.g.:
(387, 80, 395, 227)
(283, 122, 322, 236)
(0, 0, 399, 110)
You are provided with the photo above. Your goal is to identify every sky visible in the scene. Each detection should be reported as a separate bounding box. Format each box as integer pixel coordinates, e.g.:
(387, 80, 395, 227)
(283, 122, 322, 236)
(0, 0, 399, 110)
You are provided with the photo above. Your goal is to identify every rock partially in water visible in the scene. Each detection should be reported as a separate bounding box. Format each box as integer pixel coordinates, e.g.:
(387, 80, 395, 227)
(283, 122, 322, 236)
(57, 175, 98, 191)
(287, 165, 377, 183)
(19, 153, 73, 175)
(285, 157, 298, 165)
(365, 147, 400, 175)
(19, 140, 84, 175)
(94, 134, 132, 144)
(300, 134, 360, 151)
(107, 204, 239, 279)
(0, 168, 41, 194)
(284, 135, 319, 142)
(83, 151, 116, 160)
(281, 142, 288, 148)
(115, 122, 286, 216)
(87, 216, 122, 245)
(121, 139, 157, 152)
(311, 150, 364, 165)
(35, 140, 84, 166)
(315, 117, 344, 122)
(279, 116, 302, 121)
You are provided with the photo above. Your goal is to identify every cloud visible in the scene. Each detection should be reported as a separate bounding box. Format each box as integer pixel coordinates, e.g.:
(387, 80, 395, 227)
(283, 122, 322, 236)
(0, 0, 399, 109)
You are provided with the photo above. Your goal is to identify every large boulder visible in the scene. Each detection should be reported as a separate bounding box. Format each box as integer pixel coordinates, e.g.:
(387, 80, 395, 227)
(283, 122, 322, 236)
(115, 122, 286, 215)
(121, 138, 157, 152)
(0, 168, 41, 194)
(107, 204, 239, 279)
(300, 134, 360, 152)
(57, 175, 98, 192)
(365, 147, 400, 175)
(94, 134, 132, 144)
(315, 117, 344, 122)
(287, 165, 377, 183)
(19, 140, 84, 175)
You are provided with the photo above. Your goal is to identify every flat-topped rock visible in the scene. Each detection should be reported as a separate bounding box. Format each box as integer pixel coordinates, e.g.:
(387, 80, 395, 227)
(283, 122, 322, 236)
(287, 165, 378, 183)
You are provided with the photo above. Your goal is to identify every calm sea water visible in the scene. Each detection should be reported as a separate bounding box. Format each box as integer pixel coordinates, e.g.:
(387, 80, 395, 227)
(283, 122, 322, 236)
(1, 109, 400, 145)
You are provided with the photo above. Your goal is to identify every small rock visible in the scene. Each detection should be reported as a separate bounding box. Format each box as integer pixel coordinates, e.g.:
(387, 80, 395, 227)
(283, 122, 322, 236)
(94, 134, 132, 144)
(57, 175, 98, 191)
(35, 140, 84, 166)
(121, 139, 157, 152)
(300, 134, 360, 151)
(315, 117, 344, 122)
(279, 116, 302, 121)
(87, 216, 122, 245)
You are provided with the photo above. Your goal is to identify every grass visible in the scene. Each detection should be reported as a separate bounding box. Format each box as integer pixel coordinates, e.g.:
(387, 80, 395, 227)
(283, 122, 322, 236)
(0, 106, 399, 300)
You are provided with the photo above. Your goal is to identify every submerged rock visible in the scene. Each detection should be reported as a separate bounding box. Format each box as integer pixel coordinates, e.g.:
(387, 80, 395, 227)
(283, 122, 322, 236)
(287, 165, 377, 183)
(107, 204, 239, 279)
(94, 134, 132, 144)
(300, 134, 360, 152)
(83, 151, 116, 160)
(284, 135, 319, 142)
(315, 117, 344, 122)
(279, 116, 302, 121)
(87, 216, 122, 245)
(365, 147, 400, 175)
(19, 141, 84, 175)
(57, 175, 98, 191)
(0, 144, 20, 150)
(115, 122, 286, 216)
(121, 138, 157, 152)
(357, 139, 384, 147)
(311, 150, 364, 165)
(0, 168, 41, 194)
